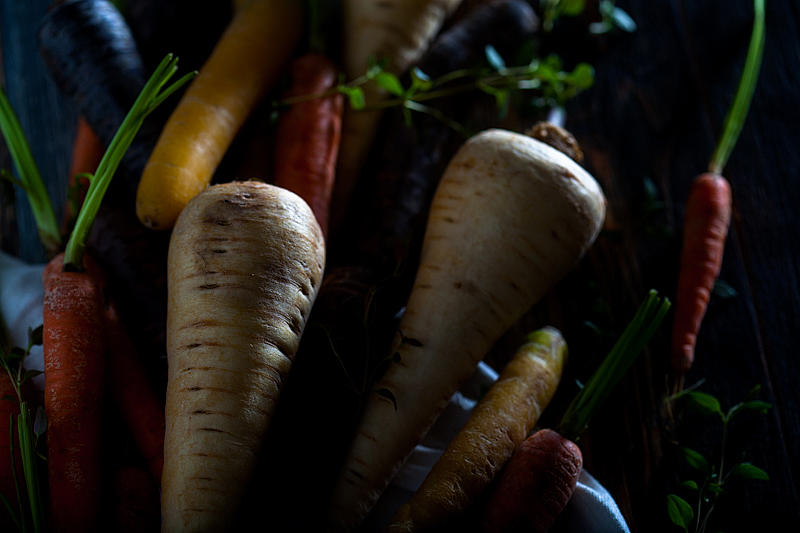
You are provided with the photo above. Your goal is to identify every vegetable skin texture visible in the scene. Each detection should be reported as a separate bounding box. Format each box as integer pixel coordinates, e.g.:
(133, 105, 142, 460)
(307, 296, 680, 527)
(329, 0, 464, 235)
(42, 253, 107, 533)
(481, 428, 583, 533)
(670, 173, 732, 374)
(326, 127, 606, 531)
(384, 327, 568, 532)
(272, 52, 343, 237)
(162, 180, 325, 532)
(136, 0, 304, 230)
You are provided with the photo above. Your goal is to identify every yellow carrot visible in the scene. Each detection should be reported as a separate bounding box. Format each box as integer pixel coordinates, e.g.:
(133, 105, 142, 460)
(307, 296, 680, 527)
(135, 0, 303, 230)
(385, 327, 568, 532)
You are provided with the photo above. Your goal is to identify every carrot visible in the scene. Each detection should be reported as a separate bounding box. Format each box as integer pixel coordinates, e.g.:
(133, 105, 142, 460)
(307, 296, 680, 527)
(328, 0, 465, 235)
(103, 296, 165, 483)
(272, 52, 343, 237)
(161, 180, 325, 532)
(324, 124, 607, 531)
(61, 116, 103, 240)
(384, 327, 567, 532)
(108, 465, 161, 533)
(41, 253, 107, 533)
(135, 0, 304, 230)
(40, 56, 193, 533)
(483, 291, 671, 533)
(481, 428, 583, 533)
(670, 0, 764, 376)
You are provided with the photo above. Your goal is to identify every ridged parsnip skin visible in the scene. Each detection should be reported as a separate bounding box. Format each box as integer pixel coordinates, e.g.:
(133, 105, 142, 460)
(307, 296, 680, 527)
(330, 0, 464, 233)
(384, 327, 567, 532)
(326, 128, 606, 531)
(162, 181, 325, 532)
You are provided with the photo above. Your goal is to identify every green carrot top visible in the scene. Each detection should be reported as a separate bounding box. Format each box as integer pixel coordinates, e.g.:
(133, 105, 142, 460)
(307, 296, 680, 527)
(556, 290, 671, 442)
(63, 54, 196, 271)
(708, 0, 766, 176)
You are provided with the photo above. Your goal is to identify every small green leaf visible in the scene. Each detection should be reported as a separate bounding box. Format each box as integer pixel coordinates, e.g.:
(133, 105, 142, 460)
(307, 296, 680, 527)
(341, 86, 366, 110)
(20, 369, 43, 385)
(679, 446, 711, 475)
(561, 0, 586, 16)
(667, 494, 693, 531)
(727, 399, 772, 420)
(611, 7, 638, 32)
(712, 280, 738, 300)
(373, 71, 405, 97)
(374, 388, 398, 410)
(409, 67, 433, 93)
(727, 462, 769, 482)
(485, 45, 506, 71)
(678, 479, 699, 491)
(706, 482, 725, 495)
(28, 325, 43, 346)
(34, 405, 47, 438)
(683, 391, 724, 418)
(1, 394, 17, 403)
(568, 63, 595, 89)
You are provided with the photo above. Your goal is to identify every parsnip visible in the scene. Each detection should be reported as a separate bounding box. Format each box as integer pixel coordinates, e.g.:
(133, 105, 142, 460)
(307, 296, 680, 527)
(162, 180, 325, 532)
(329, 0, 464, 234)
(385, 327, 568, 532)
(325, 125, 606, 531)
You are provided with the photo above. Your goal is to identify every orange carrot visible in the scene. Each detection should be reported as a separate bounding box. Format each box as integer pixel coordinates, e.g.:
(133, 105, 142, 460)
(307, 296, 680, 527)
(670, 173, 732, 374)
(103, 296, 165, 483)
(61, 116, 104, 238)
(481, 428, 583, 533)
(272, 52, 343, 237)
(42, 253, 106, 533)
(670, 0, 763, 376)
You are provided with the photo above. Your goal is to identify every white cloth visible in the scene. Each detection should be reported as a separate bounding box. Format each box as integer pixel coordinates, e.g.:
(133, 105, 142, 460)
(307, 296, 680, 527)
(0, 251, 45, 390)
(366, 361, 632, 533)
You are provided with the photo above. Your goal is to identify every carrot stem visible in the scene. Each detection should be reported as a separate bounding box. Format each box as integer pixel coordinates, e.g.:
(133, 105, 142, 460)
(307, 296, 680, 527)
(708, 0, 766, 175)
(0, 90, 61, 258)
(557, 290, 671, 442)
(63, 54, 195, 270)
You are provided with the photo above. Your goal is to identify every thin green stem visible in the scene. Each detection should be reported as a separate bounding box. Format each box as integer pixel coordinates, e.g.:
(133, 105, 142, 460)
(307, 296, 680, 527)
(556, 290, 671, 442)
(18, 403, 44, 533)
(708, 0, 766, 175)
(63, 54, 195, 270)
(0, 90, 61, 257)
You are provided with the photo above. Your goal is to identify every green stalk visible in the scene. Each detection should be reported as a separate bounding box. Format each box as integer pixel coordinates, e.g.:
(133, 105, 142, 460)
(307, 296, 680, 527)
(17, 403, 44, 533)
(708, 0, 766, 175)
(0, 90, 61, 257)
(556, 290, 671, 442)
(63, 54, 196, 270)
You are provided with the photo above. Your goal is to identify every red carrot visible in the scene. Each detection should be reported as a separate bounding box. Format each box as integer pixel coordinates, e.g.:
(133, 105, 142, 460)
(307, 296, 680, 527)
(42, 253, 107, 533)
(272, 52, 343, 237)
(103, 297, 165, 483)
(670, 0, 764, 376)
(108, 465, 161, 533)
(481, 428, 583, 533)
(670, 173, 732, 374)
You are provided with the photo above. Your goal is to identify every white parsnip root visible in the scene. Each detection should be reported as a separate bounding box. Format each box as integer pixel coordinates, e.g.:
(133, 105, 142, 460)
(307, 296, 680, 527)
(162, 181, 325, 532)
(330, 0, 465, 233)
(325, 126, 607, 531)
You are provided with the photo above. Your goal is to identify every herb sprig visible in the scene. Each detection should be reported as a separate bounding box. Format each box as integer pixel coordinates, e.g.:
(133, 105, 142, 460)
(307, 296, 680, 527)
(665, 384, 771, 533)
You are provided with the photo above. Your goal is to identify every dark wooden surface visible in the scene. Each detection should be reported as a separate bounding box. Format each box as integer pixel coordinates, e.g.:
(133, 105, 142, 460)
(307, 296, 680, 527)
(1, 1, 798, 532)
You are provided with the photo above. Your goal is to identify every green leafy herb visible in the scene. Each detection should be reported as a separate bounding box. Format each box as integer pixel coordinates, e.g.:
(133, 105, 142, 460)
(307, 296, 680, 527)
(708, 0, 766, 175)
(665, 385, 771, 533)
(0, 325, 47, 533)
(557, 289, 671, 442)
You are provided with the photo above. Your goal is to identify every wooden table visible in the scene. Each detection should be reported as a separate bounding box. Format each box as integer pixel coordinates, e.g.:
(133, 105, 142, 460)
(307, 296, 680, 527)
(1, 1, 798, 531)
